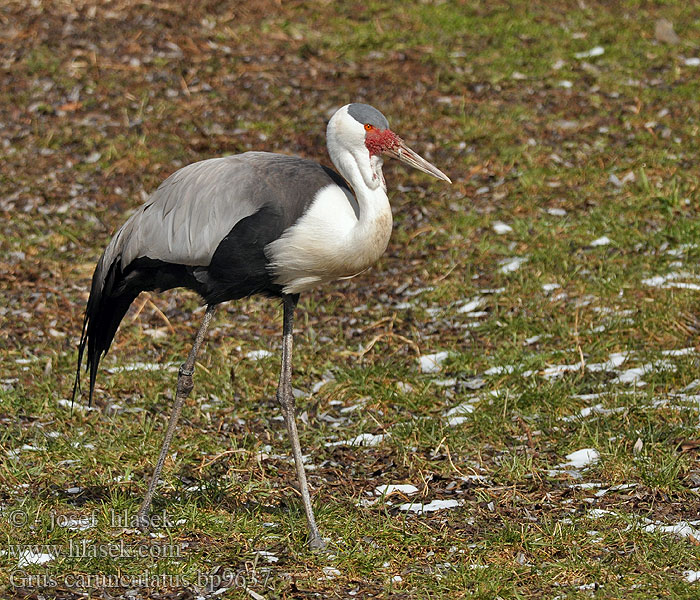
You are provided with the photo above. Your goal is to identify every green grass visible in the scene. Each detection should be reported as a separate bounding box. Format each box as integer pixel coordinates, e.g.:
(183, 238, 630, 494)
(1, 0, 700, 598)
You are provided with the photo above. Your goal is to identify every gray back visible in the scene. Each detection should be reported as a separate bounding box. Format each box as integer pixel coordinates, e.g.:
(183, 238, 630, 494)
(97, 151, 356, 283)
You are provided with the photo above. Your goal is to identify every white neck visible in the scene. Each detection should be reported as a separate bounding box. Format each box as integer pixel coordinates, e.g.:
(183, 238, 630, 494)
(327, 133, 389, 224)
(322, 107, 393, 274)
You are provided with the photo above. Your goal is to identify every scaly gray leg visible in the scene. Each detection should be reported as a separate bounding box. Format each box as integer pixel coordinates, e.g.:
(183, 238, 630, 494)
(136, 304, 216, 529)
(277, 295, 325, 550)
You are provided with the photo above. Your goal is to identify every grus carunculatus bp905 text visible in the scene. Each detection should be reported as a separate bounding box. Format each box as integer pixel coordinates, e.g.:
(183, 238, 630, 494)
(73, 103, 451, 550)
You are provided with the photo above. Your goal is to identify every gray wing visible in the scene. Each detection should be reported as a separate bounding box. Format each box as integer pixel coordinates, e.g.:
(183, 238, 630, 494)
(106, 154, 262, 270)
(97, 151, 356, 277)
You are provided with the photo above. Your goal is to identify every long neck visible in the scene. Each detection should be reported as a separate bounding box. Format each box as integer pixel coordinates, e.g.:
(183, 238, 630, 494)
(328, 143, 393, 270)
(328, 142, 389, 224)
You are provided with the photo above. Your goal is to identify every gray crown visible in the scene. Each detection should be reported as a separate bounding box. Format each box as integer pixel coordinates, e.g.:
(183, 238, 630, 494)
(347, 103, 390, 130)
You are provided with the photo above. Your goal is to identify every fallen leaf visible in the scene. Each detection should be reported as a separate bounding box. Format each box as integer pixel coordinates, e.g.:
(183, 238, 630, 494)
(633, 437, 643, 454)
(59, 101, 83, 112)
(654, 19, 680, 45)
(677, 439, 700, 453)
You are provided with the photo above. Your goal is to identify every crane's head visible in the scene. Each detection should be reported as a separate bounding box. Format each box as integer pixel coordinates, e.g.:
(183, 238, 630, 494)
(327, 103, 452, 190)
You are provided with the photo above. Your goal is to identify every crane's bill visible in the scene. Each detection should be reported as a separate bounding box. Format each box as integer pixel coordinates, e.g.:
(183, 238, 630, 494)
(385, 139, 452, 184)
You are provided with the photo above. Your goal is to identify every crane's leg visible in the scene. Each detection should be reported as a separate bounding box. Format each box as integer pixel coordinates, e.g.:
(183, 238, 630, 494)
(136, 304, 216, 529)
(277, 295, 325, 551)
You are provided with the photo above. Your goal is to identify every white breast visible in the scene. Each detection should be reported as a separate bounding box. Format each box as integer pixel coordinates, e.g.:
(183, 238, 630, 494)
(266, 183, 393, 294)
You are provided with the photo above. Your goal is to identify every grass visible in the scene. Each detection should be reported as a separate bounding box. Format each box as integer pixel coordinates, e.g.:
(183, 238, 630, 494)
(1, 0, 700, 598)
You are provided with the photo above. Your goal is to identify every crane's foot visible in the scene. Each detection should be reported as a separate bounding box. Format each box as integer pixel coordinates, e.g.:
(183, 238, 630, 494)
(308, 532, 328, 552)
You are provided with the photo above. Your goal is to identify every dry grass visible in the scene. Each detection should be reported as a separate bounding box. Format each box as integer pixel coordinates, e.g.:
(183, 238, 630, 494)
(1, 1, 700, 598)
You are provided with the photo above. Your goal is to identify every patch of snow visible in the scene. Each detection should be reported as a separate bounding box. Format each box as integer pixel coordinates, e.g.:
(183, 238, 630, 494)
(540, 363, 581, 379)
(57, 399, 92, 412)
(375, 484, 419, 497)
(586, 352, 628, 372)
(498, 256, 527, 273)
(611, 360, 675, 385)
(611, 366, 648, 385)
(575, 46, 605, 59)
(594, 483, 637, 498)
(16, 549, 55, 568)
(684, 570, 700, 583)
(644, 520, 700, 540)
(445, 401, 476, 417)
(684, 57, 700, 67)
(590, 236, 612, 247)
(570, 482, 605, 490)
(666, 243, 698, 257)
(547, 207, 567, 216)
(312, 375, 335, 393)
(561, 404, 626, 422)
(404, 286, 434, 297)
(550, 449, 600, 477)
(350, 433, 386, 448)
(492, 221, 513, 234)
(463, 377, 486, 390)
(484, 365, 515, 376)
(326, 433, 387, 448)
(106, 361, 178, 373)
(340, 400, 366, 414)
(255, 550, 279, 563)
(642, 275, 670, 287)
(356, 497, 379, 508)
(542, 283, 561, 293)
(399, 499, 463, 513)
(419, 351, 449, 374)
(662, 347, 695, 357)
(587, 508, 616, 519)
(246, 349, 274, 361)
(433, 378, 457, 387)
(444, 400, 476, 426)
(670, 282, 700, 290)
(563, 448, 600, 469)
(643, 272, 700, 291)
(683, 380, 700, 392)
(458, 297, 484, 314)
(142, 327, 168, 340)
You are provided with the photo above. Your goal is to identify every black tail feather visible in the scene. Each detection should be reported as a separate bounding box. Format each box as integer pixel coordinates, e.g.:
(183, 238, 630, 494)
(73, 256, 208, 405)
(70, 304, 90, 406)
(73, 257, 140, 406)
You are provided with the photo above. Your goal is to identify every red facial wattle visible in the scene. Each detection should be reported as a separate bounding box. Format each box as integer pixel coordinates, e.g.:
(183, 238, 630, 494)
(364, 127, 400, 157)
(368, 126, 452, 183)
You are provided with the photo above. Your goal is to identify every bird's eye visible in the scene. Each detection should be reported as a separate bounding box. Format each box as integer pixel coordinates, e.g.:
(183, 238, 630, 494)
(364, 123, 373, 131)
